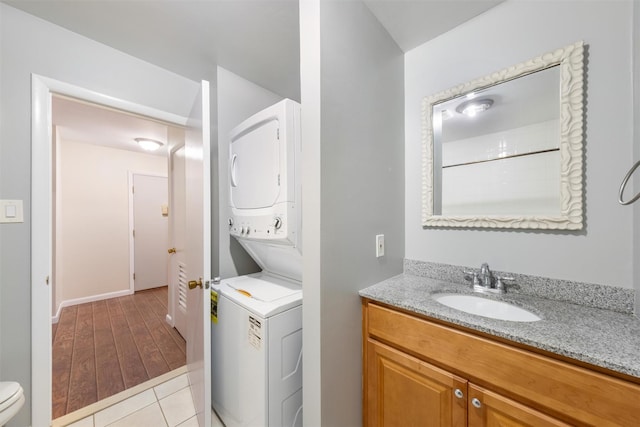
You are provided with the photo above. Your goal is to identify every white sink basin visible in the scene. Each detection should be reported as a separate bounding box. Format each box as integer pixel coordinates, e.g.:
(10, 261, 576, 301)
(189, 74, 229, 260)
(432, 293, 542, 322)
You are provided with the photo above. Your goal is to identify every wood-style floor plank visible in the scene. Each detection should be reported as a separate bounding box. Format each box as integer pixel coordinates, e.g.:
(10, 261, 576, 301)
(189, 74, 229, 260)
(66, 303, 97, 413)
(119, 294, 171, 379)
(52, 287, 185, 419)
(136, 290, 186, 369)
(93, 300, 125, 400)
(107, 297, 149, 389)
(146, 289, 187, 350)
(52, 305, 77, 419)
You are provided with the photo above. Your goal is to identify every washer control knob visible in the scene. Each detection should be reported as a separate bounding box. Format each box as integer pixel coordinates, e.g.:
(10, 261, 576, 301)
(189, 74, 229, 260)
(240, 227, 246, 234)
(273, 217, 282, 230)
(228, 218, 234, 227)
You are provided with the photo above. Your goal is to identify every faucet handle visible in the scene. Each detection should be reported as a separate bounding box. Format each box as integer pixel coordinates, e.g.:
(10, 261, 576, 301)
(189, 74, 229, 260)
(495, 275, 515, 292)
(464, 271, 481, 287)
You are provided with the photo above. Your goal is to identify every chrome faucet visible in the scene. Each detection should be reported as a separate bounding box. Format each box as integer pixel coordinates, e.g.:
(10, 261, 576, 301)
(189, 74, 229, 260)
(464, 263, 512, 294)
(479, 263, 493, 288)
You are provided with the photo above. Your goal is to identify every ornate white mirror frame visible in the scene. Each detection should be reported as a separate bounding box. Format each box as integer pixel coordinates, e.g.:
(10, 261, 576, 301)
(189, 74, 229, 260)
(421, 41, 585, 229)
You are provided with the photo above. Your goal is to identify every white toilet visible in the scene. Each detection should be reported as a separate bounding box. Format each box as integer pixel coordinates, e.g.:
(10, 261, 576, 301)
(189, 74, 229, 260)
(0, 382, 24, 426)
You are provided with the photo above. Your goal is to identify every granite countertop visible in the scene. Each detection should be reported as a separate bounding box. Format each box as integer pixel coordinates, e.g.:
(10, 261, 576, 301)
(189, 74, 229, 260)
(359, 273, 640, 379)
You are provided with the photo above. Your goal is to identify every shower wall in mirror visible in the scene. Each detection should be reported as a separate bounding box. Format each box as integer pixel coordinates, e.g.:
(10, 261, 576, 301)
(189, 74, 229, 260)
(421, 41, 585, 229)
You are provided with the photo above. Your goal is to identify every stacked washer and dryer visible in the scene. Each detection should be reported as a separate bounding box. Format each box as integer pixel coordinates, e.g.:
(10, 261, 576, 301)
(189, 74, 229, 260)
(211, 99, 303, 427)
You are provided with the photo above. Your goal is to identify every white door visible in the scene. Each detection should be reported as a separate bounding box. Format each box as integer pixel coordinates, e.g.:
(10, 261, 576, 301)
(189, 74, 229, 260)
(168, 143, 188, 337)
(185, 80, 211, 427)
(133, 174, 169, 291)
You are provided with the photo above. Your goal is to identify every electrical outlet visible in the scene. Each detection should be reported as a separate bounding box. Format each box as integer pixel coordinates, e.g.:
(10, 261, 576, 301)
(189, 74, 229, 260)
(376, 234, 385, 257)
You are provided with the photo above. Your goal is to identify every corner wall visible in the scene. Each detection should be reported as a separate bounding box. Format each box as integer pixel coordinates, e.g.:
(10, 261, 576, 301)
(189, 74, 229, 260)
(405, 0, 635, 290)
(301, 1, 405, 425)
(0, 5, 198, 425)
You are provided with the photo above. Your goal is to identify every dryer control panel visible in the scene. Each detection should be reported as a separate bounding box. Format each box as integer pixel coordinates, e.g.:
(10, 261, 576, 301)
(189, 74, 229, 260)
(228, 203, 297, 245)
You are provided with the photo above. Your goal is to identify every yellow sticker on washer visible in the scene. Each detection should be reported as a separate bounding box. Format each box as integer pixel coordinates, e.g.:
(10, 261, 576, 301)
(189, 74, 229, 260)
(210, 290, 218, 323)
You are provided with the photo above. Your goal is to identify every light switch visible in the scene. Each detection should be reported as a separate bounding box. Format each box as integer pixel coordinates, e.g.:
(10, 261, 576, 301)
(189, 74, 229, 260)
(5, 205, 16, 218)
(0, 200, 24, 223)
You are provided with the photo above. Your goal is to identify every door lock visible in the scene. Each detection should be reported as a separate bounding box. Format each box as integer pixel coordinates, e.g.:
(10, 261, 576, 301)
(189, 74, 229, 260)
(188, 278, 203, 289)
(168, 248, 177, 254)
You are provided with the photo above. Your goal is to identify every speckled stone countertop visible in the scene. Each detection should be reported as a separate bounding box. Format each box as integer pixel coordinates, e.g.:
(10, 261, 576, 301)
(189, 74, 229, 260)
(359, 273, 640, 379)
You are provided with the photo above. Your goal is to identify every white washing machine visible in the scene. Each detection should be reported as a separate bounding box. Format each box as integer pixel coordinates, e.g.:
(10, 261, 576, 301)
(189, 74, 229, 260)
(211, 273, 302, 427)
(212, 99, 303, 427)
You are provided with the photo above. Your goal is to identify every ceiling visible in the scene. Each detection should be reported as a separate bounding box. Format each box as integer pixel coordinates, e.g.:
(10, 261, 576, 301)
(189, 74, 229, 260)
(5, 0, 503, 154)
(52, 96, 175, 157)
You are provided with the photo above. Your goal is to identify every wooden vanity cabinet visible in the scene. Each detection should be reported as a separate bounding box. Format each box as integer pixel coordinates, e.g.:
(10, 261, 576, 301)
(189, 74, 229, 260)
(362, 300, 640, 427)
(366, 339, 468, 426)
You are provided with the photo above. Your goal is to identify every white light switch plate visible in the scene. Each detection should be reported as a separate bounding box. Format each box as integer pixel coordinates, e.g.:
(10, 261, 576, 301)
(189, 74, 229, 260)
(0, 200, 24, 223)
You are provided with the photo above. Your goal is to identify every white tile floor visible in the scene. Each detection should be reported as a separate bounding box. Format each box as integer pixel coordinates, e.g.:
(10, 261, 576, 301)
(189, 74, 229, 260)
(60, 372, 224, 427)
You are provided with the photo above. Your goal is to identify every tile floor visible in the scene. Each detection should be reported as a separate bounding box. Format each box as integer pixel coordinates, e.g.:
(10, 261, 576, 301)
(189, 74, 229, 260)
(56, 369, 224, 427)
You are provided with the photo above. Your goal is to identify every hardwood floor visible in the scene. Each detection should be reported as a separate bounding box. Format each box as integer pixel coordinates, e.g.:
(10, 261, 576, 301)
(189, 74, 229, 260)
(52, 287, 186, 419)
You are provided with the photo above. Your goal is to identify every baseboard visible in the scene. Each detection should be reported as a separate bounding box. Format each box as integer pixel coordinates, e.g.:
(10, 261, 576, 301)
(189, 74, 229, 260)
(165, 313, 175, 327)
(52, 289, 134, 323)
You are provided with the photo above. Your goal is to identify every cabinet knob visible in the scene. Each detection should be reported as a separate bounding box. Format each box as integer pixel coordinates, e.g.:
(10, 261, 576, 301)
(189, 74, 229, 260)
(454, 389, 464, 399)
(471, 398, 482, 408)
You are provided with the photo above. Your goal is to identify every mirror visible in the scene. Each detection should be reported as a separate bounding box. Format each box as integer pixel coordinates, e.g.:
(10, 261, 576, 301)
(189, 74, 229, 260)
(421, 41, 585, 229)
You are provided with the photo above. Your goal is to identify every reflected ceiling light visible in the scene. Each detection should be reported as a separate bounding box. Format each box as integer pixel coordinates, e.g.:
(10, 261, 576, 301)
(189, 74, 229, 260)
(135, 137, 164, 151)
(456, 98, 494, 117)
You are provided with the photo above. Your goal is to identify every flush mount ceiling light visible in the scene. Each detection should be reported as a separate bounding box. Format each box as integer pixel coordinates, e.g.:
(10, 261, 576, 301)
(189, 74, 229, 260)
(135, 137, 164, 151)
(456, 98, 494, 117)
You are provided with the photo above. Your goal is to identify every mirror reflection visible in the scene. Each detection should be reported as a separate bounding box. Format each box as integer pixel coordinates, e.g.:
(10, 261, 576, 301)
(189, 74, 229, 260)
(432, 67, 560, 216)
(421, 41, 584, 229)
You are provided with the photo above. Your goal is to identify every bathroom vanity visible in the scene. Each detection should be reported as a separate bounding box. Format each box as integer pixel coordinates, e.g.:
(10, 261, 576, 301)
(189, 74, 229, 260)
(360, 273, 640, 426)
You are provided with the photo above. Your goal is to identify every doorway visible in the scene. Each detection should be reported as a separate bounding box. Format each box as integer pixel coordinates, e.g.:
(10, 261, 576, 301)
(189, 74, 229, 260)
(31, 75, 199, 426)
(32, 75, 211, 427)
(50, 95, 187, 418)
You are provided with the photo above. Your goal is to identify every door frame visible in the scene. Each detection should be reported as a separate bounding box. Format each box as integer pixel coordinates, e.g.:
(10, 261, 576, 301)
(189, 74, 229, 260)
(31, 74, 188, 426)
(128, 171, 169, 294)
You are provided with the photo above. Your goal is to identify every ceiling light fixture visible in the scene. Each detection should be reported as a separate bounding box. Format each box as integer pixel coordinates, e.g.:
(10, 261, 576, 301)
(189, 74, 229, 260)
(456, 98, 494, 118)
(135, 137, 164, 151)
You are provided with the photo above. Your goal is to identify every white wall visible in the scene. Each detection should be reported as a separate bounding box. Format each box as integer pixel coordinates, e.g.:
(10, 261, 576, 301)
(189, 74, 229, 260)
(214, 66, 283, 279)
(55, 139, 167, 314)
(301, 1, 405, 425)
(405, 0, 635, 289)
(0, 4, 199, 425)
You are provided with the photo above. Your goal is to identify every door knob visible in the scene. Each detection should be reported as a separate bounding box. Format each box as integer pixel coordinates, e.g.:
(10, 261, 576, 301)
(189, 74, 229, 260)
(188, 278, 203, 289)
(168, 248, 177, 254)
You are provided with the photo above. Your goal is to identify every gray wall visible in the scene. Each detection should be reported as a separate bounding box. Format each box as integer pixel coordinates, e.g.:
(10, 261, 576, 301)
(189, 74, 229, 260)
(301, 1, 405, 425)
(214, 66, 283, 279)
(0, 4, 199, 425)
(405, 0, 636, 290)
(634, 1, 640, 314)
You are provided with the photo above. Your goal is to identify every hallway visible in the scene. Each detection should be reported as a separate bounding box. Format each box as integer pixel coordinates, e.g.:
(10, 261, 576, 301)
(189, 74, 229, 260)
(52, 287, 186, 418)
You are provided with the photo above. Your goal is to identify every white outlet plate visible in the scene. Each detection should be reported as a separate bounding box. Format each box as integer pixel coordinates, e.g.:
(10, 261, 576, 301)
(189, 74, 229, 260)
(376, 234, 385, 257)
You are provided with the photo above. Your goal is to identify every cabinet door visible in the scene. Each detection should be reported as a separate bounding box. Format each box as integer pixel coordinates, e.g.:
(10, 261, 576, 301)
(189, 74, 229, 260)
(468, 384, 571, 427)
(366, 339, 467, 427)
